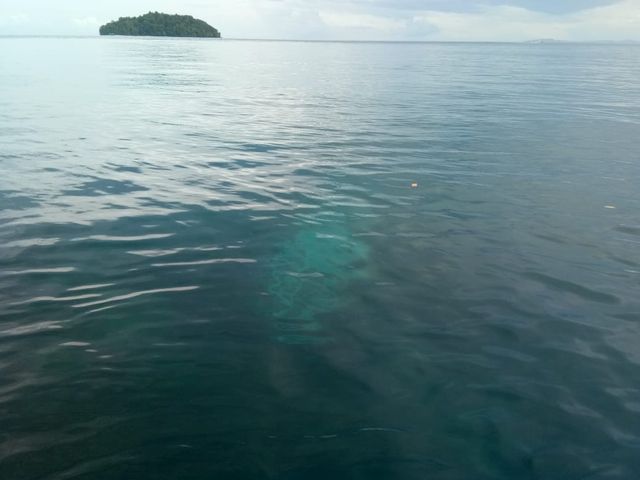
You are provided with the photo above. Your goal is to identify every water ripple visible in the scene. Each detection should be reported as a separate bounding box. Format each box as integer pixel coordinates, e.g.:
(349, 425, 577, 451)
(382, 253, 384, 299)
(1, 38, 639, 480)
(71, 286, 200, 309)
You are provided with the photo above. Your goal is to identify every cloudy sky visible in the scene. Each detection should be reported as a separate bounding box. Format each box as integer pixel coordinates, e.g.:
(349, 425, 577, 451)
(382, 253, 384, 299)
(1, 0, 640, 41)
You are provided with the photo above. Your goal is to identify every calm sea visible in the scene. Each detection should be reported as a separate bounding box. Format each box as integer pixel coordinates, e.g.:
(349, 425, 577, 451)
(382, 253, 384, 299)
(1, 37, 640, 479)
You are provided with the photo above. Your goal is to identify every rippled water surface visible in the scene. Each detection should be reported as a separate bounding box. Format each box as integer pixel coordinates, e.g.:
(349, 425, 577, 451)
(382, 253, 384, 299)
(2, 38, 640, 479)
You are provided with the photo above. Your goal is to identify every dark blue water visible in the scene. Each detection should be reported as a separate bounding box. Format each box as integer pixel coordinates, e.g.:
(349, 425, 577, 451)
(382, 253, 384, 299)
(1, 38, 640, 479)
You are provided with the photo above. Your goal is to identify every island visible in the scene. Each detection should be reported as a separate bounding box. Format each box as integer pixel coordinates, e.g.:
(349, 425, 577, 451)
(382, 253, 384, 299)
(99, 12, 221, 38)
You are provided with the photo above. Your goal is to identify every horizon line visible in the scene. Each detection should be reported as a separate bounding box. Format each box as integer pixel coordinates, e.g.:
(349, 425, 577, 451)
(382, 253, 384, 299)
(1, 34, 639, 45)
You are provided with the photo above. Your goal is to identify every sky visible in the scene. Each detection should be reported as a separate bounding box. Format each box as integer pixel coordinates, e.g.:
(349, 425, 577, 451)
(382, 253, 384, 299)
(1, 0, 640, 41)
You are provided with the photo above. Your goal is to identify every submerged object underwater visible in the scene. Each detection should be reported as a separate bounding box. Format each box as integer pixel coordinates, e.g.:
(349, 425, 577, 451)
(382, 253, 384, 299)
(265, 222, 369, 344)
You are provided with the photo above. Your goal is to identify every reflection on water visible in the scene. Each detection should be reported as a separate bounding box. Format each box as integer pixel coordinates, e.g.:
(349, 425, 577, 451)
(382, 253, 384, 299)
(1, 37, 640, 479)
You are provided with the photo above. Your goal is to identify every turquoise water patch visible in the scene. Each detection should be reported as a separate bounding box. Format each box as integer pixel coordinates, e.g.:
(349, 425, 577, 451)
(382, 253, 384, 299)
(266, 223, 369, 344)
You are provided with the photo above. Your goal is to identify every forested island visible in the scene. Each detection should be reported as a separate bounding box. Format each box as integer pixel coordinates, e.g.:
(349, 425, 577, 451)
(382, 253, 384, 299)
(99, 12, 221, 38)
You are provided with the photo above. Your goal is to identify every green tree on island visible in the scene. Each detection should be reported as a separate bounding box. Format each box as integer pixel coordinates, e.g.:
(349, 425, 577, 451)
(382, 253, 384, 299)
(99, 12, 221, 38)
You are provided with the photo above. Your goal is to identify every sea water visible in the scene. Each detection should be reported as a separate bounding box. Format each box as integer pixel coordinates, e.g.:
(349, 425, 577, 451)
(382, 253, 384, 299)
(1, 37, 640, 479)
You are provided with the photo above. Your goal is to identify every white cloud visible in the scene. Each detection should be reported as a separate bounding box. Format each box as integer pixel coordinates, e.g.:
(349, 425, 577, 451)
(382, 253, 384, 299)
(72, 16, 100, 27)
(0, 13, 30, 26)
(571, 0, 640, 40)
(413, 6, 565, 41)
(319, 12, 405, 32)
(413, 0, 640, 41)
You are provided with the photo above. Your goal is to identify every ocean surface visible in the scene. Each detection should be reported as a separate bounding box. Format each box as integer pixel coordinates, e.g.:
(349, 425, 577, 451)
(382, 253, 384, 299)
(1, 37, 640, 479)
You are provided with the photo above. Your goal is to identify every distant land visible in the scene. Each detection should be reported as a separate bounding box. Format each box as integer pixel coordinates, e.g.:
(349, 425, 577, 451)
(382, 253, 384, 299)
(99, 12, 221, 38)
(524, 39, 567, 44)
(524, 38, 639, 45)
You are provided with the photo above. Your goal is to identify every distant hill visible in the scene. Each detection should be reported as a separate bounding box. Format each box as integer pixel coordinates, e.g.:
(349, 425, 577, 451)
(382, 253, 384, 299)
(99, 12, 221, 38)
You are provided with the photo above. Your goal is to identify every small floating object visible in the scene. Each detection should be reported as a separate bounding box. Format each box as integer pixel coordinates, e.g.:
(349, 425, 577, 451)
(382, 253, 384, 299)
(411, 182, 419, 189)
(604, 205, 616, 209)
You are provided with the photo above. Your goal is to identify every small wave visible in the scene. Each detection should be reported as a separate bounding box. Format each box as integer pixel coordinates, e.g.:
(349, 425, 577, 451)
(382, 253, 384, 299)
(67, 283, 115, 292)
(3, 238, 60, 248)
(127, 245, 223, 257)
(71, 286, 200, 309)
(151, 258, 257, 267)
(0, 321, 63, 338)
(59, 341, 91, 347)
(10, 294, 102, 306)
(615, 225, 640, 237)
(71, 233, 174, 242)
(523, 271, 619, 304)
(2, 267, 75, 276)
